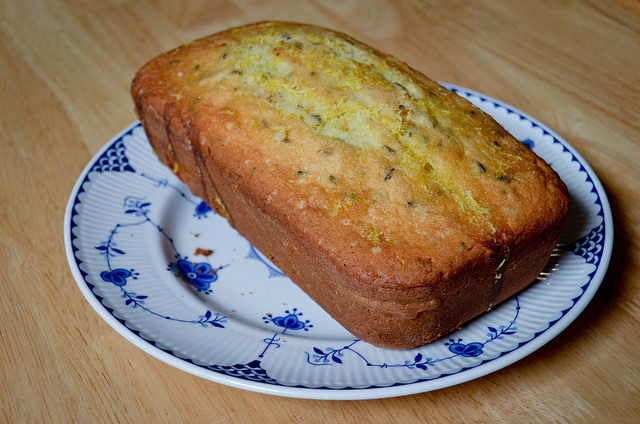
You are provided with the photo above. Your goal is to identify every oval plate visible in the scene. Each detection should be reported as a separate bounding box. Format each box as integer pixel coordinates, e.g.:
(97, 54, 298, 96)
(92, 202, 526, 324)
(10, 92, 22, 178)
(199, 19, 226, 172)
(64, 85, 612, 400)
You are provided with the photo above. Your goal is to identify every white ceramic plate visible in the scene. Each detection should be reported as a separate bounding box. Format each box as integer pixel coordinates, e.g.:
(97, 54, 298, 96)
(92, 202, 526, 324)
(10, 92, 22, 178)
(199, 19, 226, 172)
(64, 85, 612, 400)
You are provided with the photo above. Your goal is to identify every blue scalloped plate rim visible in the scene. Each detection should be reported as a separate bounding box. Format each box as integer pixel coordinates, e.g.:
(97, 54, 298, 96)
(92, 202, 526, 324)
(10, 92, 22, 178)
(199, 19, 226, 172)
(64, 84, 613, 400)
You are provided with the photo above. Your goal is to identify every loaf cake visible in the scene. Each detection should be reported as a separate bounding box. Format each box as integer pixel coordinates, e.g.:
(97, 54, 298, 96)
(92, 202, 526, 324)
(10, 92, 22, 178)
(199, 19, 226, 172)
(131, 21, 570, 349)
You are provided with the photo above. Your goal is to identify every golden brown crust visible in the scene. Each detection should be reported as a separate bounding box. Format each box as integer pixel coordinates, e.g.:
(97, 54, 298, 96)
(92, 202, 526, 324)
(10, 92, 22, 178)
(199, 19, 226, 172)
(131, 21, 570, 348)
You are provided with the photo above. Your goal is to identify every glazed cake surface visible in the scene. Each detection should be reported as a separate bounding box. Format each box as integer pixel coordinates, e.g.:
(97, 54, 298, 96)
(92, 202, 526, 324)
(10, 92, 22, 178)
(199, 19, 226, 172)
(131, 21, 570, 348)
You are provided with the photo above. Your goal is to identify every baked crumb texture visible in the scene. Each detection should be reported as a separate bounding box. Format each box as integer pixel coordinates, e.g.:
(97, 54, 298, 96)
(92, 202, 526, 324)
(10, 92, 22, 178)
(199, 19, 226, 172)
(132, 22, 570, 349)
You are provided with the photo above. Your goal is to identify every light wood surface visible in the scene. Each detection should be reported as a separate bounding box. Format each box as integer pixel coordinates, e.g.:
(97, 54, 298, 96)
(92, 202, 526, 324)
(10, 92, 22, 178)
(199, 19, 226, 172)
(2, 1, 639, 422)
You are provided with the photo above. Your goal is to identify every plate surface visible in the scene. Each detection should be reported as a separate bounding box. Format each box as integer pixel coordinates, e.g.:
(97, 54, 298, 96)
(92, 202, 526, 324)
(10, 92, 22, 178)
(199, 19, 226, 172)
(64, 85, 612, 400)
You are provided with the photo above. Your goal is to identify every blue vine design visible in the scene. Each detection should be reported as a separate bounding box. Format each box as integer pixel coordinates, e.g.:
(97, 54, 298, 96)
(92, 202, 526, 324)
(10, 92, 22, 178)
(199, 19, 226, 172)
(139, 173, 215, 220)
(306, 298, 520, 370)
(95, 195, 227, 328)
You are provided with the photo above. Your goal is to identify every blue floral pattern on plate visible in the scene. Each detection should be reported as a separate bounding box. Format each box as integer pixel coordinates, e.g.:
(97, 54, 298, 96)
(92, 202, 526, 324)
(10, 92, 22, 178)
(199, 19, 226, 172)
(64, 85, 612, 400)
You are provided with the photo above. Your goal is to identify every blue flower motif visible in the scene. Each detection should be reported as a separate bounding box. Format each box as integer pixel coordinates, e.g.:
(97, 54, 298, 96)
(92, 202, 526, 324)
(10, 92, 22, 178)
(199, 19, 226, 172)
(175, 259, 219, 293)
(101, 268, 136, 286)
(273, 314, 306, 331)
(260, 308, 314, 357)
(263, 308, 313, 332)
(194, 201, 213, 219)
(445, 339, 484, 357)
(123, 196, 150, 217)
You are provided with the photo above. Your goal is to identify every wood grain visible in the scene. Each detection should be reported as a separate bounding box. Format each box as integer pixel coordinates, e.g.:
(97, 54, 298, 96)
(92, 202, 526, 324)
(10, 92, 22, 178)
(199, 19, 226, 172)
(1, 0, 639, 422)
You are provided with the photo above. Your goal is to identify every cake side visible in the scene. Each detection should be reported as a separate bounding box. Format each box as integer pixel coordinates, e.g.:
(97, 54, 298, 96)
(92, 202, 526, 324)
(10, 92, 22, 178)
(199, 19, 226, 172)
(131, 21, 570, 348)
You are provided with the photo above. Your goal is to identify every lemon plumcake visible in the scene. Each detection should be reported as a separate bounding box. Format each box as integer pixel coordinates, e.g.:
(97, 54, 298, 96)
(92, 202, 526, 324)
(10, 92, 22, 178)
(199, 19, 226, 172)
(131, 22, 570, 349)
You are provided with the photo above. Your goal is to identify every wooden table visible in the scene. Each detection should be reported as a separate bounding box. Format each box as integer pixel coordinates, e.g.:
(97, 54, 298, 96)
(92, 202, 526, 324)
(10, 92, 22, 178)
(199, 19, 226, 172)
(2, 1, 639, 422)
